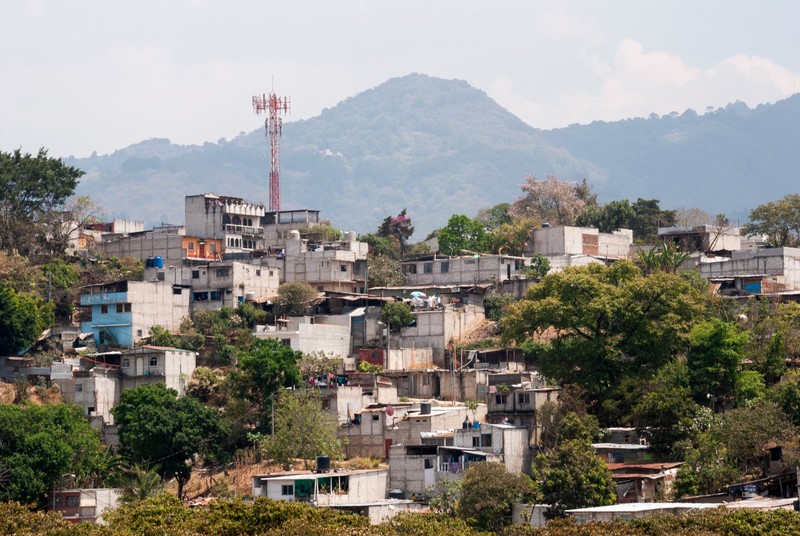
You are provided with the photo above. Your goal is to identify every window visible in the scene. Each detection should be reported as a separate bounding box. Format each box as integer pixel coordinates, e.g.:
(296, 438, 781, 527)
(100, 304, 108, 314)
(440, 261, 449, 273)
(192, 270, 200, 279)
(75, 384, 83, 392)
(281, 484, 294, 496)
(269, 271, 274, 277)
(372, 414, 380, 422)
(517, 393, 530, 404)
(216, 268, 230, 278)
(424, 458, 434, 469)
(472, 436, 481, 447)
(209, 291, 221, 300)
(281, 339, 291, 346)
(210, 243, 216, 253)
(173, 287, 182, 295)
(188, 242, 194, 251)
(402, 264, 417, 274)
(65, 496, 80, 508)
(423, 262, 433, 274)
(116, 303, 124, 313)
(125, 303, 132, 312)
(136, 329, 143, 337)
(122, 358, 130, 368)
(149, 356, 158, 367)
(156, 272, 165, 281)
(256, 269, 261, 276)
(481, 434, 493, 447)
(340, 264, 347, 272)
(495, 394, 508, 404)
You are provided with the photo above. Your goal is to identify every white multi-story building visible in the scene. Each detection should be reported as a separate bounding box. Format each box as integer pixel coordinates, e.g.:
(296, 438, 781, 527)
(527, 225, 633, 260)
(184, 193, 266, 254)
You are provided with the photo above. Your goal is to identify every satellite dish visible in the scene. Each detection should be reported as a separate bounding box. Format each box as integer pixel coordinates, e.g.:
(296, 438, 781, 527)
(386, 405, 395, 417)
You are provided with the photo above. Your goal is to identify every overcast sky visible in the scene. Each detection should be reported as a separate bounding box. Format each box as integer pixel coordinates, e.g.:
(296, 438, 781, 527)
(2, 0, 799, 158)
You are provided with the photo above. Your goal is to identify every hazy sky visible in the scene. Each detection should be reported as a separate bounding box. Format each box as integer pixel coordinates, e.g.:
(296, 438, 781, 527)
(2, 0, 799, 158)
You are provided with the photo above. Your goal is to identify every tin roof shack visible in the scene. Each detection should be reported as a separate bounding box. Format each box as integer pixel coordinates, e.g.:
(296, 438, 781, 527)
(700, 247, 800, 296)
(257, 315, 352, 358)
(261, 230, 368, 294)
(388, 444, 439, 498)
(487, 385, 560, 446)
(400, 254, 528, 286)
(184, 193, 266, 255)
(251, 468, 388, 507)
(120, 346, 196, 396)
(526, 225, 633, 260)
(592, 442, 651, 464)
(79, 280, 191, 349)
(145, 260, 280, 312)
(52, 488, 121, 524)
(566, 497, 797, 524)
(658, 224, 742, 254)
(608, 462, 683, 503)
(341, 404, 477, 459)
(452, 422, 531, 474)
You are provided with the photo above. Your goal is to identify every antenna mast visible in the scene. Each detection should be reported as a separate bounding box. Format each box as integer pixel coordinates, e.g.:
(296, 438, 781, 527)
(252, 92, 290, 211)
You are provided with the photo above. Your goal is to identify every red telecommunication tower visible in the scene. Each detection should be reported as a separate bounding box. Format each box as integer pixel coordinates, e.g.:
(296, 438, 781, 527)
(252, 92, 290, 212)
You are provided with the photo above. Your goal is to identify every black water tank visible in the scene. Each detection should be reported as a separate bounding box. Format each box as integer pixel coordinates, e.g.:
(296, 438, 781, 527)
(388, 489, 404, 499)
(316, 455, 331, 473)
(420, 402, 432, 415)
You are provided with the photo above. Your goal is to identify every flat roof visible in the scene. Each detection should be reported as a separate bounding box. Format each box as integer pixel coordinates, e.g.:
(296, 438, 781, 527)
(592, 443, 650, 450)
(254, 468, 387, 481)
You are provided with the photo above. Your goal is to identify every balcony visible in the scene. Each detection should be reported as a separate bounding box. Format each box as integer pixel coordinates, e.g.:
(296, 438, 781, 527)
(225, 224, 263, 236)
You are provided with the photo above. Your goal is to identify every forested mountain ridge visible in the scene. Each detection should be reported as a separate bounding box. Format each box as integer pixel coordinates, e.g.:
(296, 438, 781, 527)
(66, 73, 800, 236)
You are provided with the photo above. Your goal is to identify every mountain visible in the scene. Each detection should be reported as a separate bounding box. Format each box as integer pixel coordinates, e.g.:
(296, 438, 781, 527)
(66, 73, 800, 236)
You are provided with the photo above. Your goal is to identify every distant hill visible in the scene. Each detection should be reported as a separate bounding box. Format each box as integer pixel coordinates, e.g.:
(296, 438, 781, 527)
(65, 73, 800, 236)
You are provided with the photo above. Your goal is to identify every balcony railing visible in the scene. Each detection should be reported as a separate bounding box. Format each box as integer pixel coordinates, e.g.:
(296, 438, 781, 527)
(225, 224, 263, 236)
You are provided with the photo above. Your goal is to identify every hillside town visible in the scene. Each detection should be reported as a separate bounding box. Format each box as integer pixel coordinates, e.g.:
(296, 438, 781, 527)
(5, 143, 800, 534)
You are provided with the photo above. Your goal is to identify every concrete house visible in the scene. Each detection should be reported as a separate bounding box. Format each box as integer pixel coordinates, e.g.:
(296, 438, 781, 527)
(658, 224, 742, 253)
(526, 225, 633, 269)
(52, 488, 121, 524)
(145, 260, 281, 312)
(700, 247, 800, 295)
(400, 254, 528, 286)
(79, 280, 190, 348)
(256, 315, 352, 358)
(262, 230, 368, 294)
(251, 468, 388, 507)
(120, 345, 196, 396)
(184, 193, 266, 254)
(486, 385, 560, 446)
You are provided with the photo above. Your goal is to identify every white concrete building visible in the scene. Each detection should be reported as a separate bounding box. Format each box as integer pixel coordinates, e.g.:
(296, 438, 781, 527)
(527, 225, 633, 260)
(184, 193, 266, 254)
(145, 260, 281, 312)
(120, 345, 196, 396)
(256, 315, 352, 358)
(79, 280, 191, 348)
(263, 230, 368, 294)
(700, 247, 800, 295)
(251, 468, 388, 507)
(400, 254, 528, 286)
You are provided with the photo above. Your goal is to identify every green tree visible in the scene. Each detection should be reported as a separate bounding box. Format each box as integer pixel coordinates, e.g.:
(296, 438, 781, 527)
(229, 338, 302, 430)
(743, 193, 800, 247)
(426, 478, 462, 516)
(111, 384, 230, 498)
(535, 439, 615, 519)
(457, 462, 538, 532)
(576, 199, 636, 233)
(0, 284, 54, 354)
(367, 253, 404, 288)
(486, 215, 541, 256)
(629, 198, 676, 243)
(437, 214, 488, 255)
(0, 148, 84, 258)
(638, 241, 690, 274)
(476, 202, 513, 231)
(0, 403, 106, 506)
(380, 300, 415, 330)
(503, 262, 706, 404)
(276, 282, 318, 316)
(526, 253, 551, 279)
(260, 389, 343, 470)
(687, 319, 748, 405)
(120, 465, 165, 504)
